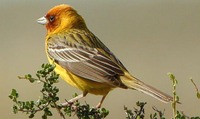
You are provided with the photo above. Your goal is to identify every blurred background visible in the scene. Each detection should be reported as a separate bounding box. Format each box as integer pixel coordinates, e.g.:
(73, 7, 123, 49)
(1, 0, 200, 118)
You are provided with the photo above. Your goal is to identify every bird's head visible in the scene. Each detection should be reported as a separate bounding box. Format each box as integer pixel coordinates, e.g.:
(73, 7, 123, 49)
(37, 4, 87, 34)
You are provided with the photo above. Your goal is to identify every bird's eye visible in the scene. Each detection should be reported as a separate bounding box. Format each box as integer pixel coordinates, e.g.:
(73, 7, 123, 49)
(49, 16, 55, 22)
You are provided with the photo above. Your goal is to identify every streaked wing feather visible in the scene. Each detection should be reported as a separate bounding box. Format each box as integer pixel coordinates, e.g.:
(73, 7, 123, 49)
(47, 31, 126, 87)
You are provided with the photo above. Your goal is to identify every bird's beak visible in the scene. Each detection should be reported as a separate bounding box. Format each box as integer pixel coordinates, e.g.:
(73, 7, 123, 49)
(37, 16, 48, 25)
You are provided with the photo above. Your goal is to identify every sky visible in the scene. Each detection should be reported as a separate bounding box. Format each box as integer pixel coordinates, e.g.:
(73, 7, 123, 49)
(1, 0, 200, 118)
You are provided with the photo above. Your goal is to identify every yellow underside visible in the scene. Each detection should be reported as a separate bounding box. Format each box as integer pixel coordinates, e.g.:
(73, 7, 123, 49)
(48, 58, 114, 96)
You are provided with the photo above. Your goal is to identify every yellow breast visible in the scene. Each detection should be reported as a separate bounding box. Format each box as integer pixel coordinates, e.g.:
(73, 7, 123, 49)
(48, 57, 114, 96)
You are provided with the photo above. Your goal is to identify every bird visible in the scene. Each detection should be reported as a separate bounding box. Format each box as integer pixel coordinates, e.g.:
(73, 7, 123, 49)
(37, 4, 173, 108)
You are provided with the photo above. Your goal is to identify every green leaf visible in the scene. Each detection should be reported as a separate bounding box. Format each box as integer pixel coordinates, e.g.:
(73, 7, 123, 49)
(9, 89, 19, 102)
(197, 92, 200, 99)
(64, 106, 72, 117)
(11, 89, 18, 98)
(13, 105, 18, 114)
(29, 113, 35, 118)
(167, 73, 175, 80)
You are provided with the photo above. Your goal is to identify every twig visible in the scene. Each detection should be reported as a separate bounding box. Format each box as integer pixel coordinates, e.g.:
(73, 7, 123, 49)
(152, 106, 165, 118)
(53, 102, 65, 119)
(190, 78, 200, 99)
(168, 73, 178, 119)
(191, 78, 199, 93)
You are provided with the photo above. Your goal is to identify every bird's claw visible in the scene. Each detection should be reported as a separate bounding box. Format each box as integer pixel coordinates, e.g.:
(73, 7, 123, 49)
(60, 99, 74, 107)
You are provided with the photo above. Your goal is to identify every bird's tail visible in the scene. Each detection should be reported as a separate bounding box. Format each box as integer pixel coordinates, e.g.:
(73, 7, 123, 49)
(120, 72, 173, 103)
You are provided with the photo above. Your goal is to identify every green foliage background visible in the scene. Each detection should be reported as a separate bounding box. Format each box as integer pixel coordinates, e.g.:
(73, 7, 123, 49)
(9, 64, 200, 119)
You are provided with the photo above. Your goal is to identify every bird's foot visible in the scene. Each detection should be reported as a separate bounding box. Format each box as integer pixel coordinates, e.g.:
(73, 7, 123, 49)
(95, 102, 102, 108)
(60, 93, 88, 107)
(60, 99, 74, 107)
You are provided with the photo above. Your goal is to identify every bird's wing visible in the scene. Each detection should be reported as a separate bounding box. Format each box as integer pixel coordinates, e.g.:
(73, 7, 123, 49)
(47, 30, 127, 88)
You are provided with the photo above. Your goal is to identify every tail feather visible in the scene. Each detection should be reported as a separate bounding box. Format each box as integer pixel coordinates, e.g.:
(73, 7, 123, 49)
(121, 73, 173, 103)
